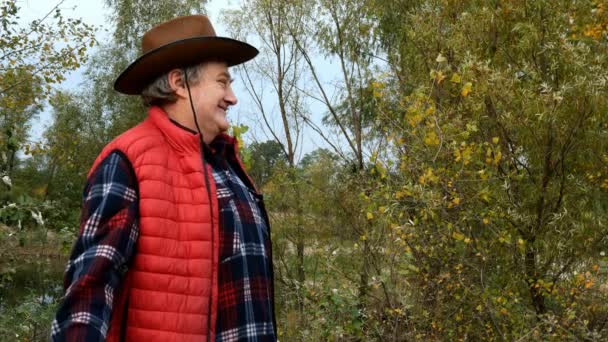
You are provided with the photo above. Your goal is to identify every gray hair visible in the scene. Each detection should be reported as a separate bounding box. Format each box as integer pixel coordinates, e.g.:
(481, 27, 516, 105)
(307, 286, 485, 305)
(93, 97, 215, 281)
(141, 64, 202, 107)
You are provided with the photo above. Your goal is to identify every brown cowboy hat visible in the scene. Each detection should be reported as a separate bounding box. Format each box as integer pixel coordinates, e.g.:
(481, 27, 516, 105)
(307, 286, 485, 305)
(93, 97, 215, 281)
(114, 15, 258, 95)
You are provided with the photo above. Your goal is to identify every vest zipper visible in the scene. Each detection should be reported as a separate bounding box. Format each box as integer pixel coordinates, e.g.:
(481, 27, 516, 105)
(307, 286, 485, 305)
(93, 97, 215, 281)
(201, 143, 215, 342)
(120, 294, 130, 342)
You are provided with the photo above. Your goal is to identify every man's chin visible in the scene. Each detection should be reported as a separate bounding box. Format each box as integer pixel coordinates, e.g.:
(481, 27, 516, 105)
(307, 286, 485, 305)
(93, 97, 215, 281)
(219, 122, 230, 133)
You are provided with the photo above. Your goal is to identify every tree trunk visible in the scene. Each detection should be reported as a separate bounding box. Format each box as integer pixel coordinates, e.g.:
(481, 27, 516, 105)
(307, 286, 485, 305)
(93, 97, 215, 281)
(358, 237, 370, 306)
(525, 244, 546, 316)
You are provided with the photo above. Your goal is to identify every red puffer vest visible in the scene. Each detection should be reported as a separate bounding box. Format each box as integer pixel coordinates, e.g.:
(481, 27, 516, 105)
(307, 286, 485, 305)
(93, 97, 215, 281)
(89, 106, 234, 342)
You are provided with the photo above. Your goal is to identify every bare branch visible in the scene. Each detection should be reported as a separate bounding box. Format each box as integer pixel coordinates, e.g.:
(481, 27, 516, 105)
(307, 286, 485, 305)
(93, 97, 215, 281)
(284, 15, 359, 157)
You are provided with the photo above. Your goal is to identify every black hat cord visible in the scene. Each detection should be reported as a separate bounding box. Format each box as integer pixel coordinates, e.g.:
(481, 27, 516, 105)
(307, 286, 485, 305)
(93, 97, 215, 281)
(183, 68, 215, 342)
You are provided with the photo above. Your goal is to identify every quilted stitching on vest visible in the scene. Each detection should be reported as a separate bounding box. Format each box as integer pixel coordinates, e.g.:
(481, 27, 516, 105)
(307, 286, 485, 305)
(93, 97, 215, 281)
(93, 107, 220, 342)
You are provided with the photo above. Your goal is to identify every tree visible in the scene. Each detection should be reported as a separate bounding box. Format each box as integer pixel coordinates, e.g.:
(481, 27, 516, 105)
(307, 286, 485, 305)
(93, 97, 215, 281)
(366, 0, 608, 339)
(248, 140, 287, 186)
(0, 2, 97, 339)
(284, 0, 379, 171)
(0, 0, 95, 184)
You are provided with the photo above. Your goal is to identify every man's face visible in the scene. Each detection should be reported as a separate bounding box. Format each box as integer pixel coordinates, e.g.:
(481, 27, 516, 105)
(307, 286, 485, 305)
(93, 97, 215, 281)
(187, 61, 237, 140)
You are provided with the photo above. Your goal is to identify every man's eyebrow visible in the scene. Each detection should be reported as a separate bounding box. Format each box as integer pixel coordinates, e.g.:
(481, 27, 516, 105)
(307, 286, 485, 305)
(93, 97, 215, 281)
(218, 71, 234, 81)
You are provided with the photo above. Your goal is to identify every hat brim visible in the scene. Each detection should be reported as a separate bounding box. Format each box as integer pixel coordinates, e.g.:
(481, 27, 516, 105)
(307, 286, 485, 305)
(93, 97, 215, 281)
(114, 36, 258, 95)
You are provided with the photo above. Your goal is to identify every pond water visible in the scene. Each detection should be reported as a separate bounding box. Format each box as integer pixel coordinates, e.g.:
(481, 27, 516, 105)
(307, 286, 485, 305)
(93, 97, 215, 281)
(0, 256, 65, 310)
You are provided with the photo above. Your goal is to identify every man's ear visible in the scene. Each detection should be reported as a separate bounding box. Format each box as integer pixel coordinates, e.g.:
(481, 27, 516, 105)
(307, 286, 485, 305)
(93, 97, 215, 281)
(167, 69, 188, 99)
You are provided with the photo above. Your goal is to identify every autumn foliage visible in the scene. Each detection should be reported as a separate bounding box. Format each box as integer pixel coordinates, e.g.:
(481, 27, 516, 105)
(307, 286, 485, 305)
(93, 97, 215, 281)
(1, 0, 607, 341)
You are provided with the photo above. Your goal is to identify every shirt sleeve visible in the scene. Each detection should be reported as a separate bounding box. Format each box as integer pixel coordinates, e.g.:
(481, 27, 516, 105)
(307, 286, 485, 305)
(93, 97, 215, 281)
(51, 151, 139, 342)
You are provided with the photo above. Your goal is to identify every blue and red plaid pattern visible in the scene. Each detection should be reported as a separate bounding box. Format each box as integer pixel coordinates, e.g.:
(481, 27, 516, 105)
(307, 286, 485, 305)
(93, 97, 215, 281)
(209, 137, 276, 341)
(51, 151, 139, 341)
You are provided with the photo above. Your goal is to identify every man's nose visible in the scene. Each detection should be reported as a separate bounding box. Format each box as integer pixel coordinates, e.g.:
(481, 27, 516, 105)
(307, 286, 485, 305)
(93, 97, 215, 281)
(225, 86, 238, 106)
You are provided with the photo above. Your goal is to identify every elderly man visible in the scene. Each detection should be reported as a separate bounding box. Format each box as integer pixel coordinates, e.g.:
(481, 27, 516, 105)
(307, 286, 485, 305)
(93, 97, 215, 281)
(51, 15, 276, 342)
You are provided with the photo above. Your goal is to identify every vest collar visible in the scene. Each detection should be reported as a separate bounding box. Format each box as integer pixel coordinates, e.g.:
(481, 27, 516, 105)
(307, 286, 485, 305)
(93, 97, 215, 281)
(148, 106, 239, 156)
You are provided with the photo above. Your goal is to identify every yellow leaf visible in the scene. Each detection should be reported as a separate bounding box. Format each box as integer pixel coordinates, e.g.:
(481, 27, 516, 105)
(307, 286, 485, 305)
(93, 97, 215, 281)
(371, 81, 384, 89)
(436, 53, 447, 63)
(448, 197, 461, 209)
(419, 168, 438, 185)
(450, 73, 461, 83)
(462, 147, 473, 165)
(32, 184, 48, 197)
(492, 137, 500, 144)
(461, 82, 473, 97)
(454, 149, 462, 162)
(494, 151, 502, 164)
(483, 218, 490, 225)
(424, 131, 440, 146)
(452, 231, 465, 241)
(406, 113, 423, 127)
(478, 169, 489, 180)
(435, 71, 446, 83)
(367, 212, 374, 220)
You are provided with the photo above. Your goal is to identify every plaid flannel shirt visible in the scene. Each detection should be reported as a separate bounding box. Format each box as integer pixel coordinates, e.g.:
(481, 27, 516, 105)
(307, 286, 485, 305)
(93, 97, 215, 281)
(51, 151, 139, 341)
(209, 138, 276, 342)
(52, 134, 275, 341)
